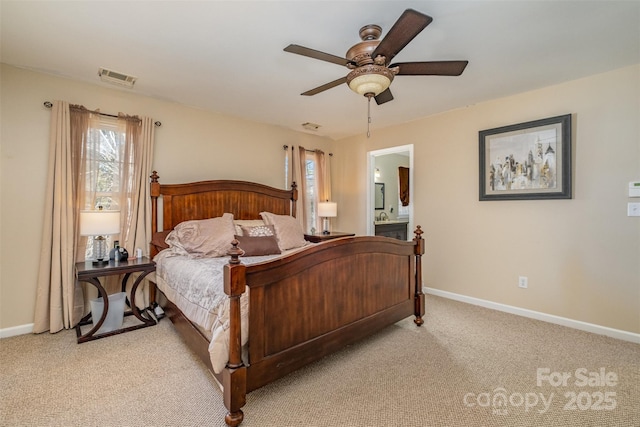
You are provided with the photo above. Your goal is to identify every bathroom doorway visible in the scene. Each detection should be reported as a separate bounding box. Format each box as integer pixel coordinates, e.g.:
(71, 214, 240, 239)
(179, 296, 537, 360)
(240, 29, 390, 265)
(366, 145, 414, 238)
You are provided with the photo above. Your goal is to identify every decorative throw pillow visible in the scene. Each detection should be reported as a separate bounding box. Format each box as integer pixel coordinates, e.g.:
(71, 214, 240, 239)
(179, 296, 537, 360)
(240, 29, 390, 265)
(151, 230, 171, 251)
(241, 224, 275, 237)
(165, 213, 236, 257)
(234, 234, 281, 257)
(233, 219, 266, 236)
(259, 212, 308, 251)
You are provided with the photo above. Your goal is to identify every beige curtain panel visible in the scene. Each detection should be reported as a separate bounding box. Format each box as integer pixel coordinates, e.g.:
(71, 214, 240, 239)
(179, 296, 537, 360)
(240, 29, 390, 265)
(293, 146, 308, 230)
(120, 115, 156, 308)
(34, 101, 86, 333)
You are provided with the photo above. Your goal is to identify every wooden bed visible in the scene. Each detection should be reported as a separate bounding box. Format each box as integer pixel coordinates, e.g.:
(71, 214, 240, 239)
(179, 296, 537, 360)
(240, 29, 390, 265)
(149, 171, 425, 426)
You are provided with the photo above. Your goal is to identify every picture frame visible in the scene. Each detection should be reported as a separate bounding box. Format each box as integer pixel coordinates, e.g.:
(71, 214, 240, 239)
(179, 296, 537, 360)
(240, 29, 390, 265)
(479, 114, 572, 201)
(375, 182, 385, 210)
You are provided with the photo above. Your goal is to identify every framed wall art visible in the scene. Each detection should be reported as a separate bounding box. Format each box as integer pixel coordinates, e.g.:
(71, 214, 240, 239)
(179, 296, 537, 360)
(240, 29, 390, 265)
(375, 182, 385, 210)
(479, 114, 572, 201)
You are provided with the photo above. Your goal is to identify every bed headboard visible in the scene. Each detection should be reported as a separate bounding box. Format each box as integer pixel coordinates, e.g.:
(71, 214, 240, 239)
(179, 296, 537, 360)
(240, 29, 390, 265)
(149, 171, 297, 254)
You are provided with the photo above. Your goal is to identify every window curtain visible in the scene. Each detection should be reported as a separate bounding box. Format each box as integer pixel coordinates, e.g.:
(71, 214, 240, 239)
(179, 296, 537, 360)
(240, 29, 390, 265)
(316, 150, 331, 232)
(33, 102, 155, 333)
(292, 146, 308, 228)
(119, 114, 156, 308)
(33, 101, 88, 333)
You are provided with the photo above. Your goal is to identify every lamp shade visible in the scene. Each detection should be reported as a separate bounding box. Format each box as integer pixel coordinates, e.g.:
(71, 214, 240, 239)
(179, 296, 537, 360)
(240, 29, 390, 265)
(318, 202, 337, 218)
(79, 210, 121, 236)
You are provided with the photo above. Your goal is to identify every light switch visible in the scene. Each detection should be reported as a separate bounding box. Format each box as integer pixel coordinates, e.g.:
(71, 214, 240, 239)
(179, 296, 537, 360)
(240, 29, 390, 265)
(628, 203, 640, 217)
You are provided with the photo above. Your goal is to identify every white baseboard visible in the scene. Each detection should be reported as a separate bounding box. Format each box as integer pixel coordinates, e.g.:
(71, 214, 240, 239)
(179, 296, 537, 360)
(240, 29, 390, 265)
(424, 287, 640, 344)
(3, 291, 638, 344)
(0, 323, 34, 338)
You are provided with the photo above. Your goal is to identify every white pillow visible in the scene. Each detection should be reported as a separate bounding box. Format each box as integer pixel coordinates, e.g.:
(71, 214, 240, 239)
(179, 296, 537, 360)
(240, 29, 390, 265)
(165, 213, 236, 257)
(260, 212, 308, 251)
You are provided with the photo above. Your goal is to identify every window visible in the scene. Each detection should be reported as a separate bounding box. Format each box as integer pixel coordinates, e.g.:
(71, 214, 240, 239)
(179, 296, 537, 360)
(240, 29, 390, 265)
(82, 116, 127, 258)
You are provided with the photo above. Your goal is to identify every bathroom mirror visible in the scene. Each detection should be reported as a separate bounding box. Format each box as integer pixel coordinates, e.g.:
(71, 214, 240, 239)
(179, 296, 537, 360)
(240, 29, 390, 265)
(375, 183, 385, 210)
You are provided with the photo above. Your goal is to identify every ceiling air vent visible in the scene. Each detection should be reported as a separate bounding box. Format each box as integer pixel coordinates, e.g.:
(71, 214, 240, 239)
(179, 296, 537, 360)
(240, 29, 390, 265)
(301, 122, 320, 131)
(98, 67, 137, 88)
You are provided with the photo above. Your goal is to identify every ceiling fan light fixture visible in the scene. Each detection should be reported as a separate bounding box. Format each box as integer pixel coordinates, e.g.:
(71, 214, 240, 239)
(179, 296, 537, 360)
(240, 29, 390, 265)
(346, 65, 394, 97)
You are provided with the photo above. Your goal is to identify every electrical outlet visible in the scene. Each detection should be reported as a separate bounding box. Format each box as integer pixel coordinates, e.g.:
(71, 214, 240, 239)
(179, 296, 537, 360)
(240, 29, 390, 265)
(518, 276, 528, 288)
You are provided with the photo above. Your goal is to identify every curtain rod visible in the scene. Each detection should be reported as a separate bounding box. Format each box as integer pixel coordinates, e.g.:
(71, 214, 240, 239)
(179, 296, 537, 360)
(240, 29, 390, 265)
(43, 101, 162, 127)
(283, 145, 332, 156)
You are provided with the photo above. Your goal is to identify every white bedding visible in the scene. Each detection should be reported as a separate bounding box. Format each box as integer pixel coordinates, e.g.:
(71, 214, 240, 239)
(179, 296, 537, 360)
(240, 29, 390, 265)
(154, 246, 309, 373)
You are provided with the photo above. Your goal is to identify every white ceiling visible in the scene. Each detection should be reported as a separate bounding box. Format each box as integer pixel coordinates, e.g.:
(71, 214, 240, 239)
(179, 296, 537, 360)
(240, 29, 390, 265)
(2, 1, 639, 140)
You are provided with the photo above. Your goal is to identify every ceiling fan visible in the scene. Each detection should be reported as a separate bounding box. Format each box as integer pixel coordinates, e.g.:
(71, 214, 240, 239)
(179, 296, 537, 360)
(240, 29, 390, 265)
(284, 9, 469, 105)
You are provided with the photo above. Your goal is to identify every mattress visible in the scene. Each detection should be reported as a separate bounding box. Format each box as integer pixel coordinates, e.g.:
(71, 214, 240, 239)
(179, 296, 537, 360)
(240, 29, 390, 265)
(153, 247, 305, 373)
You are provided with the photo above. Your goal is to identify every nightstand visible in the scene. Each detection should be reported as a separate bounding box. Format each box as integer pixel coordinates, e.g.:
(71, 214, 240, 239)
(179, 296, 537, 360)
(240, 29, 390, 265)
(304, 231, 355, 243)
(75, 257, 156, 343)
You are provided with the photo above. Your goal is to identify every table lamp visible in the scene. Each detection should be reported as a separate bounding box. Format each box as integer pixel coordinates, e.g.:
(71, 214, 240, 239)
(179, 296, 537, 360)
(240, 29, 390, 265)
(80, 207, 121, 265)
(317, 201, 337, 235)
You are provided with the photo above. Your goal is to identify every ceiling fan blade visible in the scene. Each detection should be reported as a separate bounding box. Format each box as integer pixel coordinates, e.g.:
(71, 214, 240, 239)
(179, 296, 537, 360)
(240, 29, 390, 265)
(391, 61, 469, 76)
(284, 44, 354, 67)
(374, 88, 394, 105)
(301, 76, 348, 96)
(371, 9, 433, 65)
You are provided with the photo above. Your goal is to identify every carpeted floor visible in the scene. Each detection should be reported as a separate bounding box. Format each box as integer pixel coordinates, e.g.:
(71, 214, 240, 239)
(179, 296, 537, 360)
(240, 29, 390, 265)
(1, 295, 638, 427)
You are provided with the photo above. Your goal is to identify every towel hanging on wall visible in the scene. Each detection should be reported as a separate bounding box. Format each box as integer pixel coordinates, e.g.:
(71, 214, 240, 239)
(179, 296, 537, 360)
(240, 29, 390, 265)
(399, 166, 410, 206)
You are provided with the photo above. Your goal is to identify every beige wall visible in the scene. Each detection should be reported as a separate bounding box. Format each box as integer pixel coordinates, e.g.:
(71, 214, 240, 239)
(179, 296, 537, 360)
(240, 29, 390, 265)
(332, 65, 640, 334)
(2, 63, 638, 335)
(0, 64, 331, 330)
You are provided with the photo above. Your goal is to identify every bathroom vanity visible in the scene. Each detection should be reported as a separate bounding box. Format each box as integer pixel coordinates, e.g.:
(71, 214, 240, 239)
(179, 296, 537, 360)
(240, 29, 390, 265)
(374, 221, 408, 241)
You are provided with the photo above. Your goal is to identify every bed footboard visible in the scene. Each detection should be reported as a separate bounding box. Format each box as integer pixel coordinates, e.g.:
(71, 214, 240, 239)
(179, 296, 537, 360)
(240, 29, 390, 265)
(222, 228, 425, 426)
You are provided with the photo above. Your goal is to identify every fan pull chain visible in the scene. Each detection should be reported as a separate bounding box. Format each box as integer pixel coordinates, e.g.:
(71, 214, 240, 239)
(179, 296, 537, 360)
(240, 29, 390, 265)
(367, 95, 372, 138)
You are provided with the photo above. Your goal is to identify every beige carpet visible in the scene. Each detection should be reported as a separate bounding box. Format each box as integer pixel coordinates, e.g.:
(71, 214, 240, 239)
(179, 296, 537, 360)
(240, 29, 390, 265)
(1, 295, 638, 427)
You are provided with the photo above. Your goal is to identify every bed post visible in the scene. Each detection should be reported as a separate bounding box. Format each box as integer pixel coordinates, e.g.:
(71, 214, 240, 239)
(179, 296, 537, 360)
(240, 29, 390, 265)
(223, 241, 247, 426)
(149, 171, 161, 308)
(290, 181, 298, 217)
(413, 226, 425, 326)
(150, 171, 160, 237)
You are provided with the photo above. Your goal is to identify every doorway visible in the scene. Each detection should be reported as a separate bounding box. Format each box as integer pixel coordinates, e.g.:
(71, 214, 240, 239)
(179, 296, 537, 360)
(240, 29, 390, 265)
(366, 145, 414, 238)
